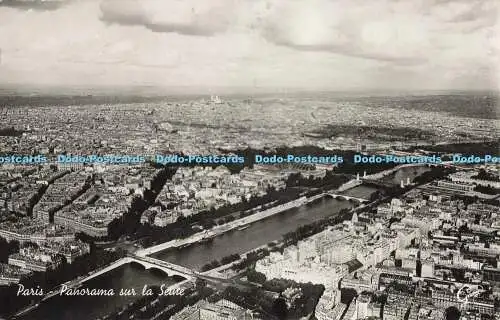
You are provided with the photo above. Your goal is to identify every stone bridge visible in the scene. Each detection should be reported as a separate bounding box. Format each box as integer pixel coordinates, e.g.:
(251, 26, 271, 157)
(81, 255, 195, 283)
(326, 193, 369, 203)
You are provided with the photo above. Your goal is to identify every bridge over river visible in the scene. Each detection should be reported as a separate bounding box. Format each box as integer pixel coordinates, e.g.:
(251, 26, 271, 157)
(307, 192, 369, 204)
(40, 254, 197, 302)
(83, 255, 196, 282)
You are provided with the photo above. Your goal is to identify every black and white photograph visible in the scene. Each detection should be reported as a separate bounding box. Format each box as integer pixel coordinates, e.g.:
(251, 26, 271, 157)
(0, 0, 499, 319)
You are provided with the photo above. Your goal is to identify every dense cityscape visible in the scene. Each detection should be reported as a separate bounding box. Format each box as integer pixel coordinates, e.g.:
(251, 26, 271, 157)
(0, 93, 498, 320)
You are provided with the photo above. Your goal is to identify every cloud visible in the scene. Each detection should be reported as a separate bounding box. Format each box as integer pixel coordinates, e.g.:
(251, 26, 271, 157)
(443, 0, 496, 22)
(98, 1, 149, 26)
(257, 0, 432, 65)
(437, 0, 497, 35)
(99, 0, 233, 36)
(263, 35, 426, 66)
(0, 0, 498, 91)
(0, 0, 69, 11)
(255, 0, 499, 70)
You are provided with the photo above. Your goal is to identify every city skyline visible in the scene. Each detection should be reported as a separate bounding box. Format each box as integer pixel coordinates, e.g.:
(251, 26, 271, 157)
(0, 0, 499, 92)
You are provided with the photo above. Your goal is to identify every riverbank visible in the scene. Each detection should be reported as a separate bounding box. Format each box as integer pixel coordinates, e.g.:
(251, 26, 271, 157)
(136, 175, 370, 258)
(135, 196, 309, 257)
(140, 164, 436, 258)
(136, 171, 386, 258)
(137, 165, 421, 257)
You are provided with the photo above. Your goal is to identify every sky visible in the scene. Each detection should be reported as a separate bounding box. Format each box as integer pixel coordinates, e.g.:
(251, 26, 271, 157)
(0, 0, 498, 92)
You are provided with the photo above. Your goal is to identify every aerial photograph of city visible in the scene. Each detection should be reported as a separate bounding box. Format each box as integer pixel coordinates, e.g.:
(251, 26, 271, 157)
(0, 0, 499, 319)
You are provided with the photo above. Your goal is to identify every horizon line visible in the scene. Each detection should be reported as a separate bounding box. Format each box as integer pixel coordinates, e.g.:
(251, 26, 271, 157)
(0, 84, 498, 97)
